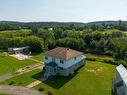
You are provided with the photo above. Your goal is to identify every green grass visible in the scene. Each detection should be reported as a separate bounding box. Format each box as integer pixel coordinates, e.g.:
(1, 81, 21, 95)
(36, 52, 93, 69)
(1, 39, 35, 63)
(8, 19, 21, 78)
(84, 53, 113, 61)
(34, 61, 116, 95)
(0, 69, 42, 86)
(0, 93, 12, 95)
(31, 53, 44, 61)
(0, 56, 37, 75)
(0, 53, 116, 95)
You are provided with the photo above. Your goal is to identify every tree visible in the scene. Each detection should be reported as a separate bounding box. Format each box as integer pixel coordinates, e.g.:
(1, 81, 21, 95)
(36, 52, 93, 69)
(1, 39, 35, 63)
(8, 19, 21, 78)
(31, 27, 39, 35)
(56, 38, 85, 50)
(91, 24, 97, 31)
(112, 37, 127, 62)
(23, 36, 44, 52)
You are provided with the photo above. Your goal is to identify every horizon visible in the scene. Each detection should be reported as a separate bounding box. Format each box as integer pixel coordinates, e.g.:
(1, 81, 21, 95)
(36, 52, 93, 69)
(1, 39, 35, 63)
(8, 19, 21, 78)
(0, 20, 125, 23)
(0, 0, 127, 22)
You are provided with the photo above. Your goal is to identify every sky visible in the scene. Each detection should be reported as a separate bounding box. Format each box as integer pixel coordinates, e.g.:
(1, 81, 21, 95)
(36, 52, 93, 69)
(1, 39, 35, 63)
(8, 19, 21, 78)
(0, 0, 127, 23)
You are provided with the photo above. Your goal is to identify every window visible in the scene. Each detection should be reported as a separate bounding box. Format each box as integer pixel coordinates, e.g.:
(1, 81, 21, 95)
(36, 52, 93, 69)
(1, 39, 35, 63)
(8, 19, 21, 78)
(45, 56, 48, 60)
(60, 60, 64, 64)
(52, 58, 55, 62)
(60, 67, 63, 70)
(74, 57, 77, 60)
(54, 68, 57, 72)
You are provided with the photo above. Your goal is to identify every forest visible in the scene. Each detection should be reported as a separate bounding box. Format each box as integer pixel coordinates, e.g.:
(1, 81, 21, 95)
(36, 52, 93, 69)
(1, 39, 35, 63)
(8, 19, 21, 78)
(0, 20, 127, 66)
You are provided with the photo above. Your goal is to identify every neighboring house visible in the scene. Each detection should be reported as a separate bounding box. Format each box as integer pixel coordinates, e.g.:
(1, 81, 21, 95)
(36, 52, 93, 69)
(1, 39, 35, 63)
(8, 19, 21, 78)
(112, 64, 127, 95)
(44, 47, 86, 78)
(48, 28, 53, 31)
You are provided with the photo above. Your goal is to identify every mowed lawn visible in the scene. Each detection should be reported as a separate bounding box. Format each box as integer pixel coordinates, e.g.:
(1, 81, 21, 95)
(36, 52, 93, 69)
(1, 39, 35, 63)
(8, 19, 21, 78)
(31, 53, 44, 61)
(0, 56, 37, 76)
(34, 61, 116, 95)
(0, 69, 42, 86)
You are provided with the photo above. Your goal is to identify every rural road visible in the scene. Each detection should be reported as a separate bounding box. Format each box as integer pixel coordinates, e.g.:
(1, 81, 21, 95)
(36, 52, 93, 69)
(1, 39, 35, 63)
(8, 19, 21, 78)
(0, 85, 43, 95)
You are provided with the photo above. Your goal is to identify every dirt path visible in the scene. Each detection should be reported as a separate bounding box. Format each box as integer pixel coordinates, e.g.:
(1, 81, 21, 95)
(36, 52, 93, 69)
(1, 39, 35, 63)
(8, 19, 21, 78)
(26, 77, 47, 88)
(0, 73, 12, 82)
(15, 63, 43, 74)
(0, 63, 43, 82)
(26, 80, 42, 88)
(0, 85, 43, 95)
(0, 62, 44, 83)
(28, 58, 44, 64)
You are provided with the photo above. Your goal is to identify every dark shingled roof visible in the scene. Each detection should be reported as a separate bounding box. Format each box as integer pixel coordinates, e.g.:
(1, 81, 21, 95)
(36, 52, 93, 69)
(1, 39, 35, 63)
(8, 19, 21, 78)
(45, 47, 83, 60)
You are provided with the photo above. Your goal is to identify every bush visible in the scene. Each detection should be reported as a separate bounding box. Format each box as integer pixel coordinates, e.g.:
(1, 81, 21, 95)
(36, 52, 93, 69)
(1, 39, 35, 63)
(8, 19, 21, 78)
(86, 57, 96, 61)
(47, 90, 53, 95)
(103, 59, 127, 67)
(18, 82, 23, 85)
(38, 87, 44, 92)
(103, 59, 115, 65)
(8, 81, 15, 85)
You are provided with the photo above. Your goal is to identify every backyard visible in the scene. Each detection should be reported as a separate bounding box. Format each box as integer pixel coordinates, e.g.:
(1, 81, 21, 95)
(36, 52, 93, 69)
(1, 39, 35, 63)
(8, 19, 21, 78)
(34, 61, 116, 95)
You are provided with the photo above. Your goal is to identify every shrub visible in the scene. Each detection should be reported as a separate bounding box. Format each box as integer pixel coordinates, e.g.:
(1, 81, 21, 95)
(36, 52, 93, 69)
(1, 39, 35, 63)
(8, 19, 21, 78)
(103, 59, 115, 65)
(47, 90, 53, 95)
(8, 81, 15, 85)
(103, 59, 127, 67)
(18, 82, 23, 85)
(38, 87, 44, 92)
(86, 57, 96, 61)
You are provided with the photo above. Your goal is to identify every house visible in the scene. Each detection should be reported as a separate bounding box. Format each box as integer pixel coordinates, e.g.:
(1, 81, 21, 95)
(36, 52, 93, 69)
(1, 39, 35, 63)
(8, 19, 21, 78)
(112, 64, 127, 95)
(43, 47, 86, 78)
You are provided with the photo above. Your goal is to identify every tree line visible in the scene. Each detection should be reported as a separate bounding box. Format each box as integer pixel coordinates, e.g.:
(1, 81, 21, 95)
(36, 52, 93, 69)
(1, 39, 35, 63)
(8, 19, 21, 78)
(0, 24, 127, 66)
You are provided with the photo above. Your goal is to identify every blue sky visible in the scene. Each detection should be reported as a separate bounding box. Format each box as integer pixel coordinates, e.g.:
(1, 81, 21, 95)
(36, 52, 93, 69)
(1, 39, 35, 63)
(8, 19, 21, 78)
(0, 0, 127, 22)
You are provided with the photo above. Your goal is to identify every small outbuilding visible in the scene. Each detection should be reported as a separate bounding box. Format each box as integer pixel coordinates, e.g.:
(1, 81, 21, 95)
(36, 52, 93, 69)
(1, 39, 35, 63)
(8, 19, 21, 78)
(8, 46, 30, 54)
(112, 64, 127, 95)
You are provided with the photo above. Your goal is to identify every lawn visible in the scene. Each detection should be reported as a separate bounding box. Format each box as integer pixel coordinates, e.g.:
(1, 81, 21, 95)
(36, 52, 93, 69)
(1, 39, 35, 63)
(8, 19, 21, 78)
(0, 53, 116, 95)
(0, 69, 42, 86)
(0, 93, 11, 95)
(34, 61, 116, 95)
(31, 52, 44, 61)
(0, 56, 37, 76)
(84, 53, 113, 60)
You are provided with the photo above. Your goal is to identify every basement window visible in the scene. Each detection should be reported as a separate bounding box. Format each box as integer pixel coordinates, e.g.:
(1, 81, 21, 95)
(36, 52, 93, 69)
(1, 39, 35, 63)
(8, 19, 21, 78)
(60, 67, 64, 70)
(60, 60, 64, 64)
(45, 56, 48, 60)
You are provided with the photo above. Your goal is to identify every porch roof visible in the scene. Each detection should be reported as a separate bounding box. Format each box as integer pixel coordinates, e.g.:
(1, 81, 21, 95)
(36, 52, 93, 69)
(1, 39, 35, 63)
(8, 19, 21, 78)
(46, 62, 57, 67)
